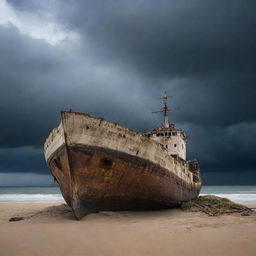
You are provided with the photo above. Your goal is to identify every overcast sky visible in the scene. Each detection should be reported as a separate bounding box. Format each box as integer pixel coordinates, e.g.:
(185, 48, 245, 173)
(0, 0, 256, 186)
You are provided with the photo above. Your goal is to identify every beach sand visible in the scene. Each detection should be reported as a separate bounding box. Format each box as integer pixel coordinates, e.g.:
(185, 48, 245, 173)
(0, 203, 255, 256)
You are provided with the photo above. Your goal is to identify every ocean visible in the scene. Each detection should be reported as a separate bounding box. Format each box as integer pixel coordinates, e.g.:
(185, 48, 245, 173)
(0, 186, 255, 204)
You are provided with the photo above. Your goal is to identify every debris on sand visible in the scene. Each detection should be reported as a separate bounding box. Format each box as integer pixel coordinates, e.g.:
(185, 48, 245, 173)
(9, 217, 27, 222)
(8, 204, 73, 222)
(181, 195, 252, 216)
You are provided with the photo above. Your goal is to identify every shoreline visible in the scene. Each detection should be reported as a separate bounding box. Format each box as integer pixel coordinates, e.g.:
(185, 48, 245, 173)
(2, 202, 255, 206)
(0, 203, 256, 256)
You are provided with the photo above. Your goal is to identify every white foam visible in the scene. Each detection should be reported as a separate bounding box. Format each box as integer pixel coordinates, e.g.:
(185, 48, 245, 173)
(200, 193, 256, 204)
(0, 194, 64, 203)
(1, 192, 255, 204)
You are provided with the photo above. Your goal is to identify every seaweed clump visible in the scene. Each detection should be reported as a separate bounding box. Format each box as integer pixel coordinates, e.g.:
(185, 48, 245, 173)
(181, 195, 252, 216)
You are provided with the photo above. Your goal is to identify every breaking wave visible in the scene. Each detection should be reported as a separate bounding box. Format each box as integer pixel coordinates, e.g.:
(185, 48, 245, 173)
(0, 194, 64, 203)
(0, 186, 255, 204)
(1, 193, 255, 204)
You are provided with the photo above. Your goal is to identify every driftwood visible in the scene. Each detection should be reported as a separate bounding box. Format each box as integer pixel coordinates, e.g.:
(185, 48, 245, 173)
(9, 217, 27, 222)
(192, 202, 218, 216)
(181, 195, 252, 216)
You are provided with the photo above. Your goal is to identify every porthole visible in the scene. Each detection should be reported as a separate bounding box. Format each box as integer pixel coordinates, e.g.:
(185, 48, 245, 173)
(100, 158, 113, 170)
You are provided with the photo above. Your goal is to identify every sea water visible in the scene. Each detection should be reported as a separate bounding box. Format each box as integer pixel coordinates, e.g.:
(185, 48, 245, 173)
(0, 187, 64, 203)
(200, 186, 256, 205)
(0, 186, 255, 204)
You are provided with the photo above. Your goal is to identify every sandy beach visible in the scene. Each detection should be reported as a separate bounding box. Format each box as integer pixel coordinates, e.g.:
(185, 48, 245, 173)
(0, 203, 255, 256)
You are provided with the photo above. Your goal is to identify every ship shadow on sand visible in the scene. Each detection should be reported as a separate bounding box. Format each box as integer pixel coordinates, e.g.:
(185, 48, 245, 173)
(8, 195, 255, 222)
(8, 203, 186, 222)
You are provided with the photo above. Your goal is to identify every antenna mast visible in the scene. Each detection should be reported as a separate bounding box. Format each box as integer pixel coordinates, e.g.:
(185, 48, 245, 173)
(152, 91, 172, 128)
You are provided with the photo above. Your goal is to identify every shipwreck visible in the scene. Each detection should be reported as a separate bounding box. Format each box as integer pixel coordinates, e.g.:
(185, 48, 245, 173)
(44, 94, 201, 219)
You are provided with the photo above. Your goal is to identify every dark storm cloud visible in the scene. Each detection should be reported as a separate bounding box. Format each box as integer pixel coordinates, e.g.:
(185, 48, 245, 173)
(56, 0, 256, 127)
(0, 147, 46, 173)
(1, 0, 256, 184)
(201, 171, 256, 186)
(7, 0, 56, 13)
(58, 0, 256, 76)
(186, 122, 256, 172)
(0, 24, 158, 150)
(0, 25, 69, 148)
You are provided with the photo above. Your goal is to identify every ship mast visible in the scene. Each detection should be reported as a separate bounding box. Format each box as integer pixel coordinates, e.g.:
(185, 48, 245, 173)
(153, 91, 172, 128)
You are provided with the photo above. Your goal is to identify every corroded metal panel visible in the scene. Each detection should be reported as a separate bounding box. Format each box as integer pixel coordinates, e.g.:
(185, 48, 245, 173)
(48, 144, 200, 219)
(47, 145, 73, 208)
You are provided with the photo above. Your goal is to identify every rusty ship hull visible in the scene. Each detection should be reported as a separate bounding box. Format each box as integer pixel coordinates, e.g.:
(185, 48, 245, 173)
(44, 111, 201, 219)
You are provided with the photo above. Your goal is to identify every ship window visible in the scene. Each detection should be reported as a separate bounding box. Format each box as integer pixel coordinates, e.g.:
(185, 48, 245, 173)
(165, 133, 167, 136)
(166, 145, 168, 149)
(100, 158, 113, 170)
(168, 132, 171, 136)
(173, 132, 177, 136)
(156, 134, 159, 137)
(174, 144, 177, 147)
